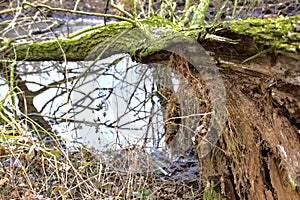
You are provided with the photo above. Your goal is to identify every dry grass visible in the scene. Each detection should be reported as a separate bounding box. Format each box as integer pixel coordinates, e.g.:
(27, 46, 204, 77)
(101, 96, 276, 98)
(0, 107, 201, 199)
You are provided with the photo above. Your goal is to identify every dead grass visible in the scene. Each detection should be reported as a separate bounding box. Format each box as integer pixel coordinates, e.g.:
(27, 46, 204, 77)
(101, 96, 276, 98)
(0, 114, 202, 199)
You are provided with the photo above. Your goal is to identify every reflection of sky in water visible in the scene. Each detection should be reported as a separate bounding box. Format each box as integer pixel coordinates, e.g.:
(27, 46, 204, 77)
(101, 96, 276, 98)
(0, 79, 9, 99)
(1, 55, 178, 151)
(72, 55, 166, 150)
(0, 51, 195, 154)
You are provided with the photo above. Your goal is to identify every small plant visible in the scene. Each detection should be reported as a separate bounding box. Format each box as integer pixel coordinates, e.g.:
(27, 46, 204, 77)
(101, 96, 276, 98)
(203, 181, 221, 200)
(288, 173, 298, 190)
(132, 188, 156, 199)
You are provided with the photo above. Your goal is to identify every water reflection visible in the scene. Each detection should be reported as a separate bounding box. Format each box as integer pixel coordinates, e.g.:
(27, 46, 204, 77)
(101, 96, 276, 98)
(0, 53, 200, 157)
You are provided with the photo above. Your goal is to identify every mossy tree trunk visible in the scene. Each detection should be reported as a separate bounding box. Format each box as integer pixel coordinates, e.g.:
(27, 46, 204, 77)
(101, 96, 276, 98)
(1, 16, 299, 199)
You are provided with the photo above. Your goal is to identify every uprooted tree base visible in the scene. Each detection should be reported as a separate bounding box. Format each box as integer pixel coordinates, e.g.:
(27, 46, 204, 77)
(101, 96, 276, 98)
(202, 30, 300, 199)
(136, 35, 300, 199)
(211, 58, 299, 199)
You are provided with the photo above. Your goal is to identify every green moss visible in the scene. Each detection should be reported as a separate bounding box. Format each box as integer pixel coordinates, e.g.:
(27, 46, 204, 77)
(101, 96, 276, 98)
(140, 16, 177, 28)
(14, 21, 133, 61)
(227, 15, 300, 55)
(12, 15, 299, 61)
(13, 17, 180, 61)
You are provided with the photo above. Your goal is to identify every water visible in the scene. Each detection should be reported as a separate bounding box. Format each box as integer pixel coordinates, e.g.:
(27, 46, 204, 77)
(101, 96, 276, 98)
(1, 54, 191, 153)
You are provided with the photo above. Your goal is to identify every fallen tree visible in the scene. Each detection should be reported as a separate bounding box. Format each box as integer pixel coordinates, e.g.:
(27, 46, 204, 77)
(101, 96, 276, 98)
(1, 12, 299, 200)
